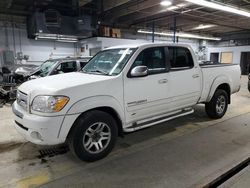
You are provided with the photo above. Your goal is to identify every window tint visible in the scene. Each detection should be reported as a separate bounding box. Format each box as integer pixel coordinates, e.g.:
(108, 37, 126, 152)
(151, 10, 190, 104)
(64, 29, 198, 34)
(168, 47, 194, 69)
(132, 47, 166, 74)
(55, 61, 77, 74)
(80, 61, 88, 68)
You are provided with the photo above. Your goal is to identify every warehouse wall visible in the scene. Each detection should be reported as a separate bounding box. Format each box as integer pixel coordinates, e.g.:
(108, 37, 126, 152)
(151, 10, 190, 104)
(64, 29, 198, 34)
(0, 22, 202, 65)
(122, 31, 201, 52)
(0, 23, 76, 65)
(207, 45, 250, 64)
(79, 37, 148, 57)
(79, 36, 201, 58)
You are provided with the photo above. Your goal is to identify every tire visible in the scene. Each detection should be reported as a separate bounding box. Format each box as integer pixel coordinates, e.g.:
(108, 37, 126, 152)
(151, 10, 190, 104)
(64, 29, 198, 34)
(68, 110, 118, 162)
(205, 89, 229, 119)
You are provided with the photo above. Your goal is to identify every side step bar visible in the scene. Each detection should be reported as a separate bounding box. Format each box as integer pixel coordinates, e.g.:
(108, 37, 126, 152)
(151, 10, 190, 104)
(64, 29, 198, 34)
(124, 109, 194, 132)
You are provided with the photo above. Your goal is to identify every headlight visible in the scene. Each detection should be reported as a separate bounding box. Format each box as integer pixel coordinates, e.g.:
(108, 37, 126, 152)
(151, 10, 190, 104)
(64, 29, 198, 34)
(32, 95, 69, 113)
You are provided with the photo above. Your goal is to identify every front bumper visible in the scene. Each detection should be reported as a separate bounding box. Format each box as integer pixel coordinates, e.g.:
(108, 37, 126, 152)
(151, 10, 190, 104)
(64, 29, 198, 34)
(12, 101, 66, 145)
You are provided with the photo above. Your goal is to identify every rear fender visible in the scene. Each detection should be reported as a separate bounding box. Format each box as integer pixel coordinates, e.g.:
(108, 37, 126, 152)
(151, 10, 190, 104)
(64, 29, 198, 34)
(207, 75, 232, 102)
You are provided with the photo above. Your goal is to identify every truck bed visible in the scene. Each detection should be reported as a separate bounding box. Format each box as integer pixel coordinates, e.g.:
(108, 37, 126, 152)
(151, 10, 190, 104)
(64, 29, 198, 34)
(199, 64, 241, 103)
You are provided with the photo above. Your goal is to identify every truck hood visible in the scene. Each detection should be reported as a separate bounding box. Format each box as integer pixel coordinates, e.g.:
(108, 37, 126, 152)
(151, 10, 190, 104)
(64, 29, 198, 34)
(18, 72, 113, 95)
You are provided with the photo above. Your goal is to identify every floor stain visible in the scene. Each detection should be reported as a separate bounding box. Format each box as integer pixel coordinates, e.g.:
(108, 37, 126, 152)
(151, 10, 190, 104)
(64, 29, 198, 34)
(0, 141, 23, 153)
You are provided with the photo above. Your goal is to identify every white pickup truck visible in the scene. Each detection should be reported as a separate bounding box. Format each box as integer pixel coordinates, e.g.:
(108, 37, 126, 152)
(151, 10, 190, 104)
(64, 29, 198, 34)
(12, 43, 241, 161)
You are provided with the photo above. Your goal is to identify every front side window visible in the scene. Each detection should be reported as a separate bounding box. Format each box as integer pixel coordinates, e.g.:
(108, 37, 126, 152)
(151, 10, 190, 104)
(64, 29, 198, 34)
(168, 47, 194, 69)
(82, 48, 137, 76)
(56, 61, 77, 73)
(132, 47, 166, 74)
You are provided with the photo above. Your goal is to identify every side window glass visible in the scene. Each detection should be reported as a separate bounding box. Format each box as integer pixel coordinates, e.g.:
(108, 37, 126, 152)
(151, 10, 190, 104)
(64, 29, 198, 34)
(132, 47, 166, 74)
(59, 61, 77, 73)
(80, 61, 88, 68)
(168, 47, 194, 69)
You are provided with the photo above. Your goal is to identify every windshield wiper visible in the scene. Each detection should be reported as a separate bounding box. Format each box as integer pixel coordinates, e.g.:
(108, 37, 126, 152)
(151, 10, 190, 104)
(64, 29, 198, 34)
(88, 70, 110, 75)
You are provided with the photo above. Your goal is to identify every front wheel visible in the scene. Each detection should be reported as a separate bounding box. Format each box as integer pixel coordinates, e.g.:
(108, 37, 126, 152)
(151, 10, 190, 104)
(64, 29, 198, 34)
(68, 110, 118, 162)
(205, 89, 229, 119)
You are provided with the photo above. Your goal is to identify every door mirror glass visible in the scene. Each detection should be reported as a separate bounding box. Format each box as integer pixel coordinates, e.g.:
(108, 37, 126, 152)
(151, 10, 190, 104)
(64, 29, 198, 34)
(130, 66, 148, 77)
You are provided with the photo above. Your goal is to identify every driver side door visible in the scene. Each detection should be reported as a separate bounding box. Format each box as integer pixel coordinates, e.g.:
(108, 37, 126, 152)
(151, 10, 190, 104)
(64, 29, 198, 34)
(123, 47, 171, 124)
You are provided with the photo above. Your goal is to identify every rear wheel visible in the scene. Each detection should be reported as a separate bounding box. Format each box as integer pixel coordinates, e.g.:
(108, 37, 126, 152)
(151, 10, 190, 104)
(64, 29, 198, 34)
(205, 89, 229, 119)
(68, 110, 118, 162)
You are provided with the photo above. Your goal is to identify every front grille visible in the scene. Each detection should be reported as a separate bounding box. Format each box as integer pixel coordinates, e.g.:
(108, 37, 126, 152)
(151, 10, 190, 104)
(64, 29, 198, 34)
(16, 90, 28, 111)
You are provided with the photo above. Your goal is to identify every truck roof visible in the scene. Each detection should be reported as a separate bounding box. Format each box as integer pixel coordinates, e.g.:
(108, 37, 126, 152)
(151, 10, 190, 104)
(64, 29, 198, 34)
(105, 43, 192, 50)
(47, 56, 92, 62)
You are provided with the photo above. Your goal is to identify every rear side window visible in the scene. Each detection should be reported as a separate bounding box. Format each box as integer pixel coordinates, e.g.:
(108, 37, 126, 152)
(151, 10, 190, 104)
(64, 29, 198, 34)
(168, 47, 194, 69)
(132, 47, 166, 74)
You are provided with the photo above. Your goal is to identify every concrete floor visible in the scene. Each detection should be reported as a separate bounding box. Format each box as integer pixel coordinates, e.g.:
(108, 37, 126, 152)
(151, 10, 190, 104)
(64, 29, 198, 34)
(0, 76, 250, 188)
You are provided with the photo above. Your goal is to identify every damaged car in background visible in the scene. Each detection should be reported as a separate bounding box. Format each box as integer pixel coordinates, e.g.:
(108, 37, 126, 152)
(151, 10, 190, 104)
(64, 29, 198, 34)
(0, 56, 91, 105)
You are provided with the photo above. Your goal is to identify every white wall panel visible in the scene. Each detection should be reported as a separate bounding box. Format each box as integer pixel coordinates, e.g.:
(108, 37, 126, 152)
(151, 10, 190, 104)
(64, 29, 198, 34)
(0, 23, 75, 65)
(207, 45, 250, 64)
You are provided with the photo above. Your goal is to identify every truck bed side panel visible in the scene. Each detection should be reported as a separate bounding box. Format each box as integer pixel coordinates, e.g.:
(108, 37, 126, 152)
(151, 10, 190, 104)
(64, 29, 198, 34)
(199, 64, 241, 103)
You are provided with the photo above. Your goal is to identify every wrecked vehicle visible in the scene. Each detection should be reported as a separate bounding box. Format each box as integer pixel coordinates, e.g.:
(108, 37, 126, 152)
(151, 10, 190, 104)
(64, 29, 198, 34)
(0, 64, 38, 105)
(25, 56, 91, 79)
(0, 57, 91, 105)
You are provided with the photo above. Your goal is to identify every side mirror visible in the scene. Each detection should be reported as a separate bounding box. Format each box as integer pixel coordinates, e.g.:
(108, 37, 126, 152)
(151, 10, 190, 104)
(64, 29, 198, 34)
(130, 66, 148, 77)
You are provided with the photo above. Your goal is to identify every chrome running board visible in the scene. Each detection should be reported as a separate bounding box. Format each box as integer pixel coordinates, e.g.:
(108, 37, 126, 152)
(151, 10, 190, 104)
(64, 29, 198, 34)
(124, 108, 194, 132)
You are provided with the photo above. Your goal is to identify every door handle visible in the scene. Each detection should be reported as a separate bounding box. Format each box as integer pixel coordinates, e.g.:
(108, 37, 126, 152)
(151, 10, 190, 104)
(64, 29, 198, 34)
(158, 79, 168, 84)
(192, 74, 200, 78)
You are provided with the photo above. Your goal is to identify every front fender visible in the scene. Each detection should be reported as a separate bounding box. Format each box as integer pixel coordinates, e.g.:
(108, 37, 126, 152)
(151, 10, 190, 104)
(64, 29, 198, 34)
(207, 75, 232, 102)
(57, 95, 125, 140)
(67, 95, 124, 118)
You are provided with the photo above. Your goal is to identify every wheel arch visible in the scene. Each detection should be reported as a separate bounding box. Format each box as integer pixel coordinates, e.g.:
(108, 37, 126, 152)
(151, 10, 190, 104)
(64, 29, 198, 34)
(63, 96, 125, 141)
(216, 83, 231, 104)
(207, 76, 232, 104)
(66, 106, 124, 141)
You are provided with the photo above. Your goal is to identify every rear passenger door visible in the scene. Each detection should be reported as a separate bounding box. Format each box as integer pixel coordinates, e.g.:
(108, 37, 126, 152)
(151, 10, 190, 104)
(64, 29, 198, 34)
(167, 46, 201, 109)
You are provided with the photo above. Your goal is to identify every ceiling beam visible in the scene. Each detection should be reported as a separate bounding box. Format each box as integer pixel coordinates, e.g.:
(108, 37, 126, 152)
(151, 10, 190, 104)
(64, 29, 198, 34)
(104, 0, 162, 20)
(129, 9, 250, 33)
(0, 9, 29, 16)
(117, 3, 191, 24)
(103, 0, 132, 11)
(79, 0, 92, 7)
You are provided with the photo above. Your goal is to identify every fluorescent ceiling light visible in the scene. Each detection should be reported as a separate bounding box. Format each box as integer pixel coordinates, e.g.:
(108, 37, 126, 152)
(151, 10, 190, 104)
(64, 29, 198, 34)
(35, 33, 78, 42)
(138, 29, 221, 41)
(160, 0, 172, 7)
(56, 39, 77, 42)
(36, 36, 57, 40)
(185, 0, 250, 18)
(59, 37, 78, 41)
(192, 24, 216, 30)
(167, 3, 187, 11)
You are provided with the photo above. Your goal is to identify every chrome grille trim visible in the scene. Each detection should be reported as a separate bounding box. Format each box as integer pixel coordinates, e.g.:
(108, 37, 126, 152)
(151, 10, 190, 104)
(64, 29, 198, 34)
(16, 90, 28, 111)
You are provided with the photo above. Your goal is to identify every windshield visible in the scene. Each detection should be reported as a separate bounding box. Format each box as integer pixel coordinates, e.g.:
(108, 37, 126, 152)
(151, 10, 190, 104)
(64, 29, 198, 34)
(82, 48, 137, 76)
(39, 60, 58, 77)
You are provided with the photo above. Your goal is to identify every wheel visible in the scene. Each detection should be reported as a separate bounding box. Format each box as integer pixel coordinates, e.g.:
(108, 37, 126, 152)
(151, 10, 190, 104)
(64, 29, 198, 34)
(68, 110, 118, 162)
(205, 89, 229, 119)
